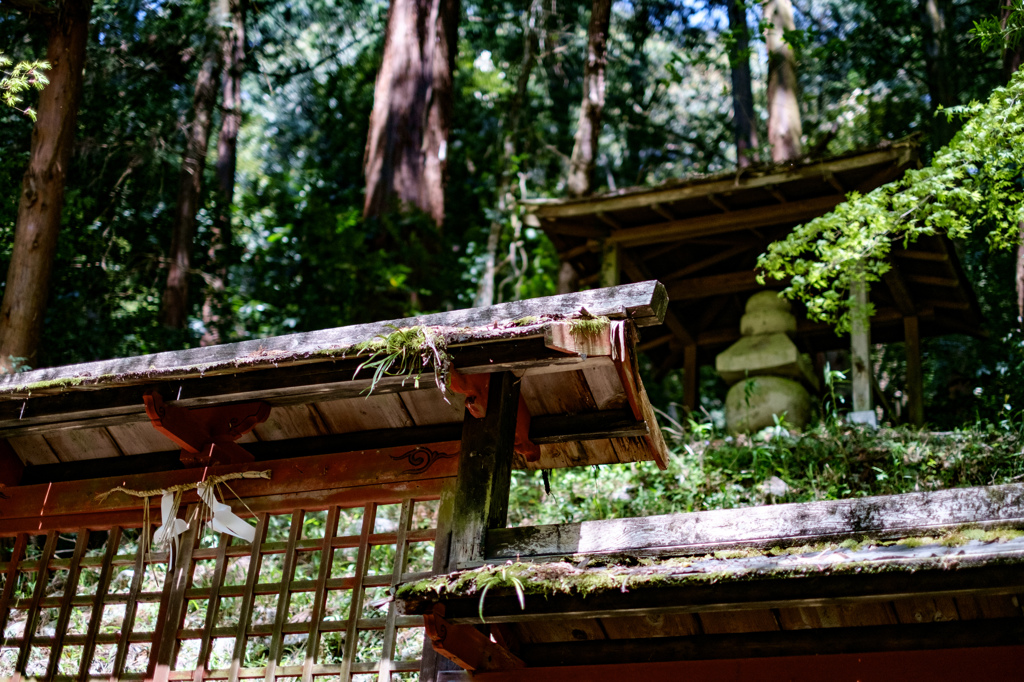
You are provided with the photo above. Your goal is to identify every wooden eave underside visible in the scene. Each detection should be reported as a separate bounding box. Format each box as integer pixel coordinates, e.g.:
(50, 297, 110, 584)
(525, 145, 983, 365)
(398, 482, 1024, 668)
(0, 283, 670, 474)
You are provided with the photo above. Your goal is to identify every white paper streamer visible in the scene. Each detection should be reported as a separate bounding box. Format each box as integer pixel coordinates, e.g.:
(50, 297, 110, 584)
(197, 483, 256, 543)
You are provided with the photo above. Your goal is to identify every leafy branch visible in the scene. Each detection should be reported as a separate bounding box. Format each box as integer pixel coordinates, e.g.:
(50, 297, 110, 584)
(758, 67, 1024, 332)
(0, 53, 50, 121)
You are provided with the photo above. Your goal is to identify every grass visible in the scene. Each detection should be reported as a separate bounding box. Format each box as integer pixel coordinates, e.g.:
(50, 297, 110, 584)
(508, 416, 1024, 526)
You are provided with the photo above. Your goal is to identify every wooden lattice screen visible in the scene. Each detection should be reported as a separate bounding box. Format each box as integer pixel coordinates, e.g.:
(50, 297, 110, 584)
(0, 494, 442, 681)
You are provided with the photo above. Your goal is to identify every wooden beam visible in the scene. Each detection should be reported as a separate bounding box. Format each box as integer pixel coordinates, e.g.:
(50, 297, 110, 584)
(0, 281, 669, 400)
(904, 316, 924, 427)
(529, 148, 912, 219)
(649, 202, 675, 221)
(904, 274, 959, 288)
(485, 482, 1024, 560)
(515, 620, 1024, 668)
(706, 194, 730, 212)
(892, 249, 948, 262)
(0, 333, 660, 440)
(605, 196, 845, 247)
(424, 605, 525, 672)
(1, 443, 461, 524)
(450, 372, 521, 568)
(600, 241, 621, 288)
(666, 271, 763, 301)
(850, 277, 873, 416)
(469, 646, 1024, 682)
(662, 242, 759, 282)
(0, 439, 23, 486)
(882, 266, 916, 317)
(529, 409, 647, 444)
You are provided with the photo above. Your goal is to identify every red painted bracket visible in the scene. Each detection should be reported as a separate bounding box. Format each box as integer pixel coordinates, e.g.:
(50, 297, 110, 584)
(450, 370, 539, 462)
(143, 391, 271, 467)
(423, 603, 525, 672)
(449, 368, 489, 418)
(515, 396, 541, 463)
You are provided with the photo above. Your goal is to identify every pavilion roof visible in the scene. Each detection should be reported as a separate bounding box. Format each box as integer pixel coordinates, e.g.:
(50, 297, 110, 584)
(0, 282, 670, 480)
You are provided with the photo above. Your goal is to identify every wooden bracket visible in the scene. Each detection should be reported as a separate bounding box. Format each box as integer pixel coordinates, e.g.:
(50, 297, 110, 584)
(450, 370, 539, 462)
(449, 369, 489, 418)
(613, 348, 669, 471)
(514, 396, 540, 462)
(143, 391, 270, 467)
(0, 439, 23, 487)
(423, 604, 525, 672)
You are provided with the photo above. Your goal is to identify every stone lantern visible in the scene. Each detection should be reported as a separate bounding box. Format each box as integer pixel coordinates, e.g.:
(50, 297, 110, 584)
(715, 291, 819, 433)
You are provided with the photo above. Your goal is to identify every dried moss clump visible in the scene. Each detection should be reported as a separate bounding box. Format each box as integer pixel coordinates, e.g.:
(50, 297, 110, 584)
(353, 325, 451, 393)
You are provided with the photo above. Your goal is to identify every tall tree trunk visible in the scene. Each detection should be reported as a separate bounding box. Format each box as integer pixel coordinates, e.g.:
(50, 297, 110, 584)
(161, 0, 226, 329)
(920, 0, 957, 148)
(566, 0, 612, 198)
(728, 0, 759, 167)
(475, 0, 543, 307)
(364, 0, 459, 225)
(201, 0, 246, 347)
(763, 0, 802, 161)
(0, 0, 92, 372)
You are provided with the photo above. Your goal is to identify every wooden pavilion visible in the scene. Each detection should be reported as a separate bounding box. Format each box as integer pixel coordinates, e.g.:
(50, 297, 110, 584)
(0, 282, 670, 681)
(524, 141, 984, 423)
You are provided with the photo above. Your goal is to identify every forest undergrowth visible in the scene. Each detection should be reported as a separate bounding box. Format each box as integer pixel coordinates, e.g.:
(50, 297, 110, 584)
(508, 412, 1024, 527)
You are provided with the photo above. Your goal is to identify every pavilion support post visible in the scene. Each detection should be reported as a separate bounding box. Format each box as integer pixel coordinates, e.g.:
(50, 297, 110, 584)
(849, 276, 876, 427)
(600, 241, 620, 288)
(449, 371, 521, 569)
(683, 343, 699, 416)
(904, 315, 924, 426)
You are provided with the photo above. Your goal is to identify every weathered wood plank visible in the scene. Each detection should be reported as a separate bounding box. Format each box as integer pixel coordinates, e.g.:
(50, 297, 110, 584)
(514, 618, 1024, 667)
(486, 483, 1024, 560)
(526, 148, 910, 219)
(528, 410, 647, 444)
(606, 196, 845, 247)
(0, 337, 635, 440)
(315, 394, 415, 432)
(460, 646, 1024, 682)
(450, 372, 522, 568)
(0, 282, 668, 398)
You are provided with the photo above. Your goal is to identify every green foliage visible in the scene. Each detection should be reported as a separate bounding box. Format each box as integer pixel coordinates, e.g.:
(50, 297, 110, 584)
(509, 416, 1024, 526)
(0, 52, 48, 120)
(759, 70, 1024, 331)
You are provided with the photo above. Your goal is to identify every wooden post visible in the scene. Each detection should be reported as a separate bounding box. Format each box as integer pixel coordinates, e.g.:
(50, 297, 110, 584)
(683, 344, 699, 417)
(849, 277, 875, 426)
(904, 315, 924, 427)
(600, 241, 620, 288)
(449, 371, 521, 569)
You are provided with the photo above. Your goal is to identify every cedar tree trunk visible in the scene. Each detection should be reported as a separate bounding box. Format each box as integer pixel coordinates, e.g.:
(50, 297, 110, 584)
(566, 0, 612, 198)
(728, 0, 759, 167)
(364, 0, 459, 225)
(763, 0, 802, 161)
(0, 0, 92, 372)
(161, 0, 226, 329)
(201, 0, 246, 346)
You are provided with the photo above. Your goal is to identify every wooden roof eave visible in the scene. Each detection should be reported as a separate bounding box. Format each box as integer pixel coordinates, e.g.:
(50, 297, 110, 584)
(522, 144, 917, 221)
(0, 281, 667, 400)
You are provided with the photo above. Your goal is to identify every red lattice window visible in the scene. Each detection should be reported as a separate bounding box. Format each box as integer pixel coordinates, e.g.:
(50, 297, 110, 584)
(0, 495, 440, 681)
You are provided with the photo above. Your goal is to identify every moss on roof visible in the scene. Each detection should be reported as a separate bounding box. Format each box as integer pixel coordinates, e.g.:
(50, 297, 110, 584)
(397, 528, 1024, 606)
